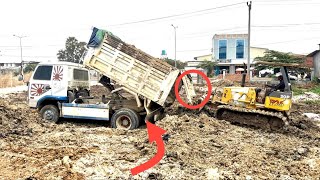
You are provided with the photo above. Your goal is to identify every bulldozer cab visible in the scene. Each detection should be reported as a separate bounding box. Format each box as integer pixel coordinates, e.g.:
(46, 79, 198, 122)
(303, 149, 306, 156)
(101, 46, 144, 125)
(255, 61, 301, 92)
(255, 61, 300, 111)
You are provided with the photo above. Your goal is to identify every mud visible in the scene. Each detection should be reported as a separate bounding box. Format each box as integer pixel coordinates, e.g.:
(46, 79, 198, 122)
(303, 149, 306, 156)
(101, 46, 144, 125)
(1, 89, 320, 179)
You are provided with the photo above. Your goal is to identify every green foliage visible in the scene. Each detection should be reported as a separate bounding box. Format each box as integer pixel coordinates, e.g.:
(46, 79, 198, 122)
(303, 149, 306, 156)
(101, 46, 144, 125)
(292, 84, 320, 96)
(13, 69, 20, 76)
(312, 77, 320, 83)
(254, 50, 304, 70)
(197, 60, 217, 77)
(311, 85, 320, 95)
(23, 63, 38, 73)
(255, 50, 304, 63)
(164, 58, 187, 69)
(304, 100, 320, 105)
(292, 86, 306, 95)
(57, 37, 86, 63)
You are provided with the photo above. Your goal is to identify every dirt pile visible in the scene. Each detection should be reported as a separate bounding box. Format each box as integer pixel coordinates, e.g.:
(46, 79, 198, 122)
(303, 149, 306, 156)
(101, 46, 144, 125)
(211, 79, 237, 87)
(292, 92, 320, 103)
(0, 93, 38, 138)
(1, 91, 320, 179)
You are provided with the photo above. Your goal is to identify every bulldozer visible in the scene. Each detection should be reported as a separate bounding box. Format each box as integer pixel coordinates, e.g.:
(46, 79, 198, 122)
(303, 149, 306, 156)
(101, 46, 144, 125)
(210, 61, 300, 130)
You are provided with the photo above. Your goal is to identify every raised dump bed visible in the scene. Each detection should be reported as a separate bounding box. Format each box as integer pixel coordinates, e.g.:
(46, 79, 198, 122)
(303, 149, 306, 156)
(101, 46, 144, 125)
(83, 27, 191, 107)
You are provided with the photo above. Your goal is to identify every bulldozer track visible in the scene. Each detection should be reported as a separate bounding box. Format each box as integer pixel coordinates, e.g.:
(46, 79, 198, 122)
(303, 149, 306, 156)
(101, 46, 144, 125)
(215, 105, 289, 130)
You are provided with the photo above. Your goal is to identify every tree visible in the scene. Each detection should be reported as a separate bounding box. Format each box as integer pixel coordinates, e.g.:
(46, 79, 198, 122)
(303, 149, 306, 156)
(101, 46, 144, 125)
(255, 50, 303, 64)
(254, 50, 305, 72)
(23, 63, 38, 73)
(163, 58, 187, 69)
(198, 60, 217, 77)
(57, 37, 86, 63)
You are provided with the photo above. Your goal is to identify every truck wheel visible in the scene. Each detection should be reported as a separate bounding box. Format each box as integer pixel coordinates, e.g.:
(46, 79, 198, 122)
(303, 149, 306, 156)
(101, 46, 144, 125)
(40, 105, 59, 123)
(111, 108, 140, 130)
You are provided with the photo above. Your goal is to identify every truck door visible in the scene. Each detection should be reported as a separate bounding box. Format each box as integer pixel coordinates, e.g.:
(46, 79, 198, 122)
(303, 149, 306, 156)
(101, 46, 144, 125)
(28, 65, 53, 108)
(51, 65, 67, 97)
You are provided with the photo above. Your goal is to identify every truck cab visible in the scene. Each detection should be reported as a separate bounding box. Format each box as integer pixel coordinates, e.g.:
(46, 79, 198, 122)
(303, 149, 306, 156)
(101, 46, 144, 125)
(28, 61, 144, 130)
(28, 62, 90, 122)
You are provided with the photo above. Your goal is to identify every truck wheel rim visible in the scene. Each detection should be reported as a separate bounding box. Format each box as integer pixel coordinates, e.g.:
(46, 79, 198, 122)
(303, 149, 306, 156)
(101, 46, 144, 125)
(44, 110, 54, 120)
(116, 115, 131, 129)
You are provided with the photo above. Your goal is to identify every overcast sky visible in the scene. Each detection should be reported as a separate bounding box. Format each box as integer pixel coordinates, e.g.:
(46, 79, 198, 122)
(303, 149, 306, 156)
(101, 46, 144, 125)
(0, 0, 320, 63)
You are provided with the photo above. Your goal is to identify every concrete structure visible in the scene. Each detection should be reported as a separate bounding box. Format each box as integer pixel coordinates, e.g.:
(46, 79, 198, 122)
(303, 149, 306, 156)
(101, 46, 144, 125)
(184, 54, 212, 83)
(185, 54, 212, 70)
(212, 34, 268, 75)
(0, 62, 20, 69)
(306, 45, 320, 79)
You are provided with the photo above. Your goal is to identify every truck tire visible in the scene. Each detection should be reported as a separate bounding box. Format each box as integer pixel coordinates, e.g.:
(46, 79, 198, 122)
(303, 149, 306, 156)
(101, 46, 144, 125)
(111, 108, 140, 130)
(40, 105, 59, 123)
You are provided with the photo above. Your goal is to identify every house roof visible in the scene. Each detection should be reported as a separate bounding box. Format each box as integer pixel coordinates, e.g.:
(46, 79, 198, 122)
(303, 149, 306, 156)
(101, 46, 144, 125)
(250, 46, 269, 50)
(307, 50, 320, 57)
(38, 61, 84, 67)
(193, 54, 212, 60)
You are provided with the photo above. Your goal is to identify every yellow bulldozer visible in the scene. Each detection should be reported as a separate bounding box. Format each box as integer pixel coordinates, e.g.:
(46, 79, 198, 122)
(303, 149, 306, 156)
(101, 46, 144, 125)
(210, 61, 300, 130)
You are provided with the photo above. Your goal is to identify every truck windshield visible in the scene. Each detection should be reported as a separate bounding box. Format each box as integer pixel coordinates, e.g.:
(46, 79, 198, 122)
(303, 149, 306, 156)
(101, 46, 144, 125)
(33, 66, 53, 80)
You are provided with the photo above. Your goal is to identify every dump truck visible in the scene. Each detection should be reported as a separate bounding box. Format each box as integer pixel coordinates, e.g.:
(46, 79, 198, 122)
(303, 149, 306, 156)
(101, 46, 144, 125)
(28, 27, 196, 130)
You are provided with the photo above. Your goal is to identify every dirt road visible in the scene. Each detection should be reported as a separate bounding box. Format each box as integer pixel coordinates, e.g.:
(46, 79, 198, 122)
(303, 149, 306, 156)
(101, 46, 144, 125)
(1, 91, 320, 179)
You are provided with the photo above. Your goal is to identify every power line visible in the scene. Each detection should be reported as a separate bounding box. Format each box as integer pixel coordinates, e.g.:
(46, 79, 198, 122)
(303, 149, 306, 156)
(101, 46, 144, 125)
(176, 35, 320, 54)
(107, 2, 245, 27)
(255, 1, 320, 5)
(253, 23, 320, 28)
(177, 48, 210, 53)
(0, 45, 32, 48)
(254, 36, 320, 46)
(0, 54, 56, 58)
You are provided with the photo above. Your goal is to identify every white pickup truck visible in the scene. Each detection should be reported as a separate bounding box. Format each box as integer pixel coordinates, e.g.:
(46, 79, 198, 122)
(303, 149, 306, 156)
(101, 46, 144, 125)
(28, 28, 196, 130)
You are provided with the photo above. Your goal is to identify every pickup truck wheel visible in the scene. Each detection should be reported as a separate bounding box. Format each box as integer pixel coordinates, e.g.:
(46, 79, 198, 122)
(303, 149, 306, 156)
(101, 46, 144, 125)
(111, 108, 140, 130)
(40, 105, 59, 123)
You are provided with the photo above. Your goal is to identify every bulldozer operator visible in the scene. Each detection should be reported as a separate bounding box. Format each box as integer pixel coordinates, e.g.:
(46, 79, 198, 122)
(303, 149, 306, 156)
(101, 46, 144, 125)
(264, 75, 285, 92)
(256, 75, 285, 104)
(274, 75, 285, 92)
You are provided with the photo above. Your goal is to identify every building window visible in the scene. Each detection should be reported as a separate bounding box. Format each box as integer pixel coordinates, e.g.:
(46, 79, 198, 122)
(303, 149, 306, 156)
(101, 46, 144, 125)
(236, 39, 244, 59)
(219, 40, 227, 59)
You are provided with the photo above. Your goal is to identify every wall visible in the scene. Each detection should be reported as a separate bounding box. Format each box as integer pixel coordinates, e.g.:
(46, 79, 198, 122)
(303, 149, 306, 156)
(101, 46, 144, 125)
(0, 63, 20, 69)
(250, 47, 267, 60)
(213, 35, 248, 64)
(314, 52, 320, 78)
(195, 54, 212, 61)
(304, 56, 313, 68)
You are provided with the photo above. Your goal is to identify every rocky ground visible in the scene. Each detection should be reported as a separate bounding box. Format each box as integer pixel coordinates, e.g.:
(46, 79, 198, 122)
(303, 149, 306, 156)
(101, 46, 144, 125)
(1, 86, 320, 179)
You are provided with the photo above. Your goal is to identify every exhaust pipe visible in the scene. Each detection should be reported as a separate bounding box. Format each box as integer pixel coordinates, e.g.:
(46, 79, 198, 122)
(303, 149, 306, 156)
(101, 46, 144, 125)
(241, 73, 246, 87)
(241, 62, 247, 87)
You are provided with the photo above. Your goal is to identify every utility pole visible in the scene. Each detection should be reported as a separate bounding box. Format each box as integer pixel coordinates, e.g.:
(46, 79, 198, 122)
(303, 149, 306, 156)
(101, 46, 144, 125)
(13, 34, 26, 80)
(171, 24, 178, 68)
(247, 1, 252, 81)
